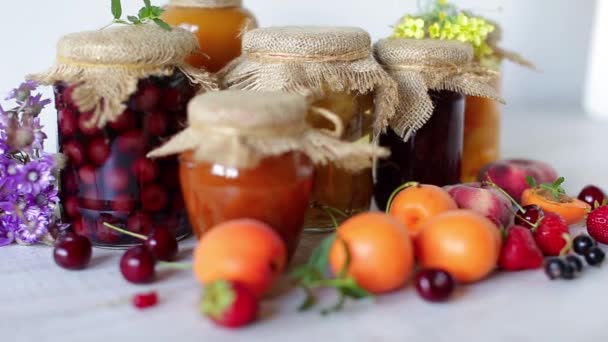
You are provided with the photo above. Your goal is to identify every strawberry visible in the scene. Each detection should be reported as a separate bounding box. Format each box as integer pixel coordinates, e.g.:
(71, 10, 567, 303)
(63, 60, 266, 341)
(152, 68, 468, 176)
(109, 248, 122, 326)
(534, 212, 572, 256)
(201, 280, 259, 329)
(587, 206, 608, 244)
(499, 226, 544, 271)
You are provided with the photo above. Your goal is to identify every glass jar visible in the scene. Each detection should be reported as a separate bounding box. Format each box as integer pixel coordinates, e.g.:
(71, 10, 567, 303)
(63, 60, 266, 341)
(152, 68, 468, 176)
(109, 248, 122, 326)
(305, 91, 375, 229)
(374, 90, 465, 211)
(55, 72, 196, 247)
(179, 151, 314, 257)
(462, 95, 501, 182)
(161, 0, 257, 72)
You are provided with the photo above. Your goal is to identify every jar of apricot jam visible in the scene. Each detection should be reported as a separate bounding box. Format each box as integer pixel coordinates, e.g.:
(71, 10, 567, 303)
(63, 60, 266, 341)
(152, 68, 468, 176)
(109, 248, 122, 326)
(161, 0, 257, 72)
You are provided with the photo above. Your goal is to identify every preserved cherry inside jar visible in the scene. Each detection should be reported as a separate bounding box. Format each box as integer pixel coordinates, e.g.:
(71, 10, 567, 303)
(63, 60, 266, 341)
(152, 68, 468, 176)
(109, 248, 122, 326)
(55, 73, 196, 246)
(375, 90, 464, 210)
(179, 151, 314, 256)
(161, 0, 257, 72)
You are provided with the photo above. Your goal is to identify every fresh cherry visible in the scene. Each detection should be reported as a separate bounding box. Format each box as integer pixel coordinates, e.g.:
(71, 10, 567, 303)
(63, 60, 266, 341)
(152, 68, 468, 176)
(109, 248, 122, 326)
(108, 110, 137, 132)
(145, 226, 179, 262)
(62, 141, 86, 167)
(573, 235, 596, 256)
(578, 185, 606, 208)
(88, 138, 111, 166)
(120, 246, 157, 284)
(78, 111, 100, 136)
(132, 158, 158, 184)
(515, 205, 544, 229)
(141, 185, 168, 213)
(133, 291, 159, 310)
(415, 269, 455, 303)
(53, 233, 92, 270)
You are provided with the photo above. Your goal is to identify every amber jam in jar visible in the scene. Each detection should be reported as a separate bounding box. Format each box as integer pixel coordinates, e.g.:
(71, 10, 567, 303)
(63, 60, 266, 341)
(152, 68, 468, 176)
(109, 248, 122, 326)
(375, 90, 465, 211)
(55, 73, 196, 247)
(161, 1, 257, 72)
(179, 151, 314, 257)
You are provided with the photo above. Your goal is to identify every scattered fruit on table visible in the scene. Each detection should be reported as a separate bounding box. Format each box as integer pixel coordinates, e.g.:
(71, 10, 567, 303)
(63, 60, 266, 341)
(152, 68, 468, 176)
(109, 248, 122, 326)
(120, 246, 157, 284)
(478, 159, 558, 202)
(53, 233, 93, 271)
(329, 212, 415, 294)
(521, 177, 590, 225)
(414, 269, 455, 303)
(416, 210, 501, 284)
(578, 185, 607, 208)
(586, 206, 608, 244)
(193, 219, 287, 297)
(133, 291, 159, 310)
(386, 183, 457, 239)
(498, 226, 544, 271)
(202, 280, 259, 329)
(104, 223, 179, 261)
(584, 247, 606, 267)
(573, 235, 597, 256)
(514, 204, 544, 230)
(445, 182, 514, 228)
(533, 212, 572, 257)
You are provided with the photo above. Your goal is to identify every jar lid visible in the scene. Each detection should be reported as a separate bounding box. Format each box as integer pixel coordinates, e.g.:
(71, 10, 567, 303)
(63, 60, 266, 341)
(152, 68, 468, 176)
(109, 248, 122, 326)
(148, 90, 389, 170)
(169, 0, 242, 8)
(374, 38, 503, 140)
(29, 24, 217, 128)
(220, 26, 399, 141)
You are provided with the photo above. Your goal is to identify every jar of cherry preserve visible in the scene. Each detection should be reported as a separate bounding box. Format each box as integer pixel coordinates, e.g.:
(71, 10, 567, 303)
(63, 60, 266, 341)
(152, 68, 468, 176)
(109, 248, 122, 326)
(161, 0, 257, 72)
(220, 26, 398, 230)
(148, 90, 388, 258)
(373, 38, 503, 210)
(29, 24, 218, 247)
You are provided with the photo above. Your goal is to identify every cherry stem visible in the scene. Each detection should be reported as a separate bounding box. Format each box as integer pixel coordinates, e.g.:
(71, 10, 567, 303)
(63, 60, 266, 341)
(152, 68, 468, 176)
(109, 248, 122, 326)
(482, 181, 525, 213)
(157, 261, 192, 270)
(559, 233, 573, 257)
(317, 204, 346, 230)
(385, 182, 419, 213)
(103, 222, 147, 241)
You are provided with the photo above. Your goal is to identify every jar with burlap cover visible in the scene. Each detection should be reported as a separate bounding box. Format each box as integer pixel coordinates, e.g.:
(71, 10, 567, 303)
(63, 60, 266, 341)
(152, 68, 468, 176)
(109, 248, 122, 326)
(147, 90, 389, 169)
(374, 38, 504, 140)
(220, 26, 399, 139)
(29, 24, 218, 128)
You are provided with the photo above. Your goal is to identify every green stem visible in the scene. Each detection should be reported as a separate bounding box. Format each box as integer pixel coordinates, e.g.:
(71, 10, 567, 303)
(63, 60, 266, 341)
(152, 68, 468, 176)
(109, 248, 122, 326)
(483, 180, 525, 213)
(103, 222, 147, 241)
(559, 233, 573, 257)
(319, 206, 339, 230)
(157, 261, 192, 270)
(385, 182, 419, 213)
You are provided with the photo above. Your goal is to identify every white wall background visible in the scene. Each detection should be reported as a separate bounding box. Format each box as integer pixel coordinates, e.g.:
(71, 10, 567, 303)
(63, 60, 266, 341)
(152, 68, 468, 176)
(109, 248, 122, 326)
(0, 0, 598, 151)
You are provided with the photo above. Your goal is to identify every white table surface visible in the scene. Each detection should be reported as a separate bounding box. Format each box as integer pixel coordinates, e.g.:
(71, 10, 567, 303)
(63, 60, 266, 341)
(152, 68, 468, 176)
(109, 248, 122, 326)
(3, 108, 608, 342)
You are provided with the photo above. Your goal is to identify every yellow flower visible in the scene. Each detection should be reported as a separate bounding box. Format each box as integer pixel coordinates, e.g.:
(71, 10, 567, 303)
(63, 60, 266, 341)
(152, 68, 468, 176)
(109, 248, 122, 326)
(438, 0, 448, 6)
(428, 22, 442, 39)
(393, 15, 426, 39)
(438, 11, 447, 22)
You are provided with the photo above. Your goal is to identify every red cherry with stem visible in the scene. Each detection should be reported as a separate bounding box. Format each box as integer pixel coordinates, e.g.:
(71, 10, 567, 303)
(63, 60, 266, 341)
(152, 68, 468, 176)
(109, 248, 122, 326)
(202, 280, 259, 328)
(78, 111, 100, 136)
(133, 291, 159, 310)
(78, 165, 97, 186)
(108, 110, 137, 132)
(88, 138, 111, 166)
(120, 246, 157, 284)
(62, 141, 85, 167)
(415, 269, 455, 303)
(132, 158, 158, 184)
(53, 233, 92, 270)
(515, 205, 545, 229)
(104, 222, 178, 261)
(145, 111, 169, 136)
(134, 82, 160, 112)
(578, 185, 607, 208)
(104, 168, 130, 192)
(59, 108, 78, 137)
(141, 185, 168, 213)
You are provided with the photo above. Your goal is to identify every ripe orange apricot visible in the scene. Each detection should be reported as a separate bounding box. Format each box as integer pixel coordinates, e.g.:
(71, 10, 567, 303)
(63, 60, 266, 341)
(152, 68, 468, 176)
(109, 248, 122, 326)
(417, 210, 501, 284)
(388, 183, 458, 238)
(522, 188, 590, 225)
(329, 212, 415, 294)
(193, 219, 287, 297)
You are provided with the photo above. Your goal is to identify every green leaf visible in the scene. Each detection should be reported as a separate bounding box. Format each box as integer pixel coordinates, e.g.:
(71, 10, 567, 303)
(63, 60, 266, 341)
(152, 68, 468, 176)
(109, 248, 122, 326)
(153, 18, 172, 31)
(143, 0, 152, 8)
(138, 6, 151, 19)
(338, 278, 373, 299)
(111, 0, 122, 19)
(554, 177, 565, 187)
(526, 176, 537, 187)
(149, 6, 165, 17)
(127, 15, 141, 24)
(309, 234, 336, 274)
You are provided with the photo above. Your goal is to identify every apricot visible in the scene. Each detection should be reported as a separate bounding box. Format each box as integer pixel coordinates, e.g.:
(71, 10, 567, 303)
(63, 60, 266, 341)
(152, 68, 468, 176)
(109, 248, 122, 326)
(522, 188, 590, 225)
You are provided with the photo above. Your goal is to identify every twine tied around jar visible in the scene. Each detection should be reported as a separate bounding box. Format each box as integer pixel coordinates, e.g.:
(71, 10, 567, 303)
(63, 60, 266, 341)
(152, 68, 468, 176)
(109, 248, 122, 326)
(147, 90, 389, 170)
(169, 0, 242, 8)
(28, 24, 218, 129)
(219, 26, 399, 141)
(374, 38, 504, 141)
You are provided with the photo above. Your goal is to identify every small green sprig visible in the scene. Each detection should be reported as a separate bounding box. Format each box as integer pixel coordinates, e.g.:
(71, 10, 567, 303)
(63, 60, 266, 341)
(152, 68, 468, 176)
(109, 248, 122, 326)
(108, 0, 171, 31)
(527, 176, 567, 201)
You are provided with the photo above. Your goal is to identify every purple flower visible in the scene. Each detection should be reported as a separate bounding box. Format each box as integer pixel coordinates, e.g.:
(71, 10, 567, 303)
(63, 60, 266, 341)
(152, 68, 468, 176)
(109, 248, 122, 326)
(15, 207, 50, 245)
(23, 93, 52, 117)
(6, 80, 38, 102)
(25, 185, 59, 215)
(17, 159, 54, 194)
(0, 215, 18, 247)
(0, 159, 22, 191)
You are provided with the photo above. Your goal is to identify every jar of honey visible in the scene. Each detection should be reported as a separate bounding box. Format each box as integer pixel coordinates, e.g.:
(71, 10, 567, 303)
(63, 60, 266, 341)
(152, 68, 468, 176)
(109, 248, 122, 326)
(220, 26, 398, 230)
(148, 90, 388, 258)
(29, 24, 218, 247)
(373, 38, 502, 211)
(161, 0, 257, 72)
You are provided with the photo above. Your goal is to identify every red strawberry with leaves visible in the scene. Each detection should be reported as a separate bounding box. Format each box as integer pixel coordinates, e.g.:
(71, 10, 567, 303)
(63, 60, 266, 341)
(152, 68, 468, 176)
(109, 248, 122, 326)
(201, 280, 259, 329)
(499, 226, 544, 271)
(587, 206, 608, 244)
(534, 212, 572, 256)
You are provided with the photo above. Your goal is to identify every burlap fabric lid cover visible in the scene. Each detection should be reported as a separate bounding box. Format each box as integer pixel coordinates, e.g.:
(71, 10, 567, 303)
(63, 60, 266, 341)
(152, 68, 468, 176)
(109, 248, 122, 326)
(147, 90, 389, 170)
(169, 0, 242, 7)
(374, 38, 504, 140)
(29, 24, 218, 128)
(220, 26, 399, 140)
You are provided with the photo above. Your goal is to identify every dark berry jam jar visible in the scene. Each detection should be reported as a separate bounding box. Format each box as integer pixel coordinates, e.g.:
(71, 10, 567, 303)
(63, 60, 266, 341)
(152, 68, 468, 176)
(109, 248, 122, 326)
(54, 72, 196, 247)
(374, 90, 465, 211)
